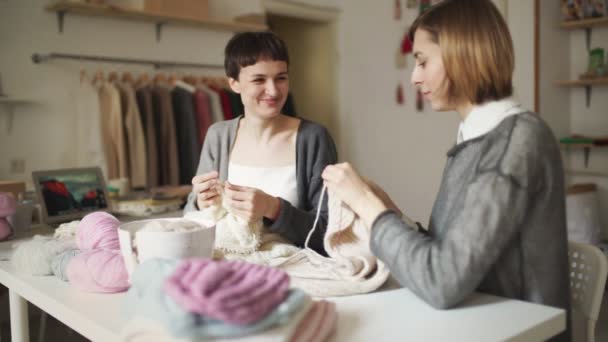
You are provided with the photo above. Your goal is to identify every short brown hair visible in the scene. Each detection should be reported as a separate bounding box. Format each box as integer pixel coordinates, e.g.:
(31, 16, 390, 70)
(408, 0, 513, 104)
(224, 31, 289, 80)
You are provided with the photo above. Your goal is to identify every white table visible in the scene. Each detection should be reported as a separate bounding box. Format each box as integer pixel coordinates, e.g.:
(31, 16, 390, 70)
(0, 234, 566, 341)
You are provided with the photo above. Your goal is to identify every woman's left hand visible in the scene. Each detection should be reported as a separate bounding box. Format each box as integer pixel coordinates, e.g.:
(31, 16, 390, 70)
(223, 182, 280, 223)
(321, 163, 387, 228)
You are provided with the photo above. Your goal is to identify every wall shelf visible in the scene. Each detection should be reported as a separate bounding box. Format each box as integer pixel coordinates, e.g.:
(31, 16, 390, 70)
(566, 169, 608, 178)
(561, 17, 608, 29)
(0, 98, 35, 134)
(555, 77, 608, 107)
(46, 1, 268, 42)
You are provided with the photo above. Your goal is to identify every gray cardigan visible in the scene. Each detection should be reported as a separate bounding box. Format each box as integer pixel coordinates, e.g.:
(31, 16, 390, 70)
(184, 116, 338, 254)
(370, 112, 571, 341)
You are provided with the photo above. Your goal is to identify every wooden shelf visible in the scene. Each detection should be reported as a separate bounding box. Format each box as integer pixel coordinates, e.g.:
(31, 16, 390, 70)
(46, 1, 267, 41)
(555, 77, 608, 86)
(561, 16, 608, 29)
(566, 169, 608, 177)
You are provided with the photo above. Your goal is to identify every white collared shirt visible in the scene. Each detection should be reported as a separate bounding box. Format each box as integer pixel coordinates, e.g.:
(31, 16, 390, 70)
(456, 97, 525, 144)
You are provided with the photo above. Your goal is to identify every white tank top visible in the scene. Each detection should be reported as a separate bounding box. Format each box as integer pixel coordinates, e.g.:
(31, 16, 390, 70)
(227, 162, 299, 208)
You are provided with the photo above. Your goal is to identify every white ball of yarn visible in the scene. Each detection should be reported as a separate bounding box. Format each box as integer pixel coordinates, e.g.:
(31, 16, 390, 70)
(11, 235, 77, 275)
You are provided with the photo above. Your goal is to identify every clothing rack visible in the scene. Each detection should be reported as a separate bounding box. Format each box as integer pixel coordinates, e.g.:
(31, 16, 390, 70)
(31, 52, 224, 70)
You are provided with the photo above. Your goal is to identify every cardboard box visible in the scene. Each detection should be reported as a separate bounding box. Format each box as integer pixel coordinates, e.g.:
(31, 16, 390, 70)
(0, 181, 26, 200)
(144, 0, 209, 20)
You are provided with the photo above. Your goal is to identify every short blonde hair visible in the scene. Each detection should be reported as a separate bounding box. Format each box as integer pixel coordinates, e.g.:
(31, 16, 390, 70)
(408, 0, 513, 104)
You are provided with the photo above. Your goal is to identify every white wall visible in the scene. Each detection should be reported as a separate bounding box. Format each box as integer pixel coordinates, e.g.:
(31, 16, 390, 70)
(335, 1, 459, 222)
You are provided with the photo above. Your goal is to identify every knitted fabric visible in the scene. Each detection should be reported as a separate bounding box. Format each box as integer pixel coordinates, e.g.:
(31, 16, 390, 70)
(273, 186, 390, 297)
(164, 258, 290, 325)
(185, 188, 301, 264)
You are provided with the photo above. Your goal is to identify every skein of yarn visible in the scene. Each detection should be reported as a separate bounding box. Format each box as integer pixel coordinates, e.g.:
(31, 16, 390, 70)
(77, 212, 120, 250)
(66, 249, 130, 293)
(51, 249, 81, 281)
(11, 235, 77, 275)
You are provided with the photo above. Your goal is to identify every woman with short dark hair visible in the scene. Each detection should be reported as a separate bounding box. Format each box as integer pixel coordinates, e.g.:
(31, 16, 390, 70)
(185, 31, 337, 254)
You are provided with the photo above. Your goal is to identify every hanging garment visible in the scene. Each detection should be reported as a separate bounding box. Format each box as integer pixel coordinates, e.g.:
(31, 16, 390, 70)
(96, 80, 129, 180)
(193, 89, 213, 152)
(135, 86, 159, 189)
(116, 82, 147, 189)
(171, 84, 200, 185)
(151, 85, 180, 186)
(198, 84, 224, 123)
(73, 75, 107, 175)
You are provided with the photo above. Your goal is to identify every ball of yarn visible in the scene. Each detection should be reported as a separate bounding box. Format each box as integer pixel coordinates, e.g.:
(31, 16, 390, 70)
(0, 192, 17, 217)
(77, 212, 120, 250)
(66, 249, 129, 293)
(11, 235, 77, 275)
(0, 218, 12, 241)
(51, 249, 81, 281)
(164, 258, 290, 324)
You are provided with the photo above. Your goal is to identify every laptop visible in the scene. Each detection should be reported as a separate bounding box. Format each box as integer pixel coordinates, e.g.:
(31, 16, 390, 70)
(32, 167, 109, 227)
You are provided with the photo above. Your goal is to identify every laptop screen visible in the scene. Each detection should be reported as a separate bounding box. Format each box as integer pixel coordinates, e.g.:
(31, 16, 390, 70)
(33, 167, 109, 224)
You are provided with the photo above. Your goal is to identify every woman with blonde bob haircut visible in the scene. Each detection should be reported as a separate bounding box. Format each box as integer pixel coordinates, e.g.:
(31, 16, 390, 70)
(322, 1, 570, 340)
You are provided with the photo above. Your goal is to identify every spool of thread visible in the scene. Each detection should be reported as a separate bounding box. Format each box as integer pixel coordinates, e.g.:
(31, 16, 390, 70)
(107, 178, 130, 197)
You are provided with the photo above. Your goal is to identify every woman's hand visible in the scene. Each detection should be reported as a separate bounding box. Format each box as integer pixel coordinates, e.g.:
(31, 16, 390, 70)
(321, 163, 388, 228)
(192, 171, 222, 209)
(223, 182, 280, 223)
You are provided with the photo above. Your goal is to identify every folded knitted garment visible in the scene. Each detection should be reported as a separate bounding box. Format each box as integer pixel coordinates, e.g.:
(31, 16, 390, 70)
(124, 258, 310, 340)
(164, 258, 290, 325)
(273, 186, 390, 297)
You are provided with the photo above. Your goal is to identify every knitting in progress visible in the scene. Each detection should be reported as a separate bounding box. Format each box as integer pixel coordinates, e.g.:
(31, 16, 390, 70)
(272, 185, 389, 297)
(184, 190, 300, 263)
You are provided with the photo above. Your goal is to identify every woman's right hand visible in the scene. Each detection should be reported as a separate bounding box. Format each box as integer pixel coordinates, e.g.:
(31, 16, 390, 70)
(192, 171, 222, 209)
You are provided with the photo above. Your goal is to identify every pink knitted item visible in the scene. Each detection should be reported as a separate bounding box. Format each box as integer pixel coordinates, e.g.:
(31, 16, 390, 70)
(290, 300, 337, 342)
(164, 258, 290, 325)
(66, 249, 130, 293)
(77, 212, 120, 250)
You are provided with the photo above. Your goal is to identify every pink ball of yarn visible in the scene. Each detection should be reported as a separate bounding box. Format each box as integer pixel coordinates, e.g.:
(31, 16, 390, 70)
(0, 192, 17, 217)
(0, 218, 12, 240)
(77, 212, 120, 250)
(66, 249, 129, 293)
(164, 258, 290, 325)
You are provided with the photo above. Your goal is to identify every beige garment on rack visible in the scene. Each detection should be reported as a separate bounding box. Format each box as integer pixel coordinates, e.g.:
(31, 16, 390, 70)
(115, 82, 147, 189)
(96, 80, 129, 180)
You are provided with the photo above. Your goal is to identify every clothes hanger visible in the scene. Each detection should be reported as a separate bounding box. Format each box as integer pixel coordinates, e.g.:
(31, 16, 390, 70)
(108, 71, 119, 82)
(154, 73, 167, 85)
(122, 71, 134, 85)
(136, 73, 150, 88)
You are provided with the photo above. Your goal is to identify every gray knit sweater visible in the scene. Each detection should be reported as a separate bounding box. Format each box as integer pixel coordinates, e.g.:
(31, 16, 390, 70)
(184, 116, 338, 254)
(371, 112, 571, 341)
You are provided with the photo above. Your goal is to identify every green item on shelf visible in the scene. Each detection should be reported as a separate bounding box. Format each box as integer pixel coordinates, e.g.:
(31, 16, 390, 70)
(587, 48, 605, 76)
(560, 137, 594, 144)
